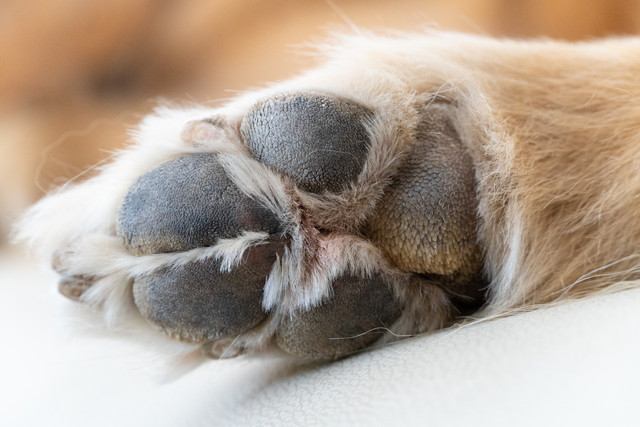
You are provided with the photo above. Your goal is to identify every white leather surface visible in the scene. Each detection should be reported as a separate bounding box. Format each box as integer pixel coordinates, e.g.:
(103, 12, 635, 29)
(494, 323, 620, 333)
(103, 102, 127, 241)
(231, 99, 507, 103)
(2, 248, 639, 427)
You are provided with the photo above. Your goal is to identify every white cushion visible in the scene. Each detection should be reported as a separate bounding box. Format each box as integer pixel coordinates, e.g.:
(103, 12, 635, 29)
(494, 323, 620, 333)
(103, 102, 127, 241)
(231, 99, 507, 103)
(2, 248, 639, 427)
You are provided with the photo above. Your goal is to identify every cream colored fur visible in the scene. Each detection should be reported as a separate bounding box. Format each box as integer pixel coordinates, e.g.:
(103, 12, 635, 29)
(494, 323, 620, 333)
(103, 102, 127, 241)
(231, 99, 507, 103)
(15, 31, 640, 357)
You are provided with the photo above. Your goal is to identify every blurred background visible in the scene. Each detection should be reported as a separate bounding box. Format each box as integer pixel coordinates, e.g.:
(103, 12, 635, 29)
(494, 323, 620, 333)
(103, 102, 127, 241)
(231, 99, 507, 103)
(2, 0, 640, 243)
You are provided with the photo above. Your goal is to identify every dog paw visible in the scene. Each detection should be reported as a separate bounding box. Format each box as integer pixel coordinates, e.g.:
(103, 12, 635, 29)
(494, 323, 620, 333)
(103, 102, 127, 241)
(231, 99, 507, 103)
(20, 81, 486, 360)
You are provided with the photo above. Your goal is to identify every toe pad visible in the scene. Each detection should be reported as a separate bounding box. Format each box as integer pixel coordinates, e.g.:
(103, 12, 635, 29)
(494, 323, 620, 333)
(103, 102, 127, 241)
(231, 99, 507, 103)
(276, 274, 402, 359)
(241, 93, 373, 194)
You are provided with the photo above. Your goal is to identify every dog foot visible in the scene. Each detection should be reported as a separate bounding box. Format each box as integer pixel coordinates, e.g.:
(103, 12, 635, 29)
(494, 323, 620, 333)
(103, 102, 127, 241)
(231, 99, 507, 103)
(20, 78, 486, 360)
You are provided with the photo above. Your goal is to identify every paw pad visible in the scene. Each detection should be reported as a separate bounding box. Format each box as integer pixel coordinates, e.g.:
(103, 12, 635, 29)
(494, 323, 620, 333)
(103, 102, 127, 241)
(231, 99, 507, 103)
(118, 153, 282, 255)
(241, 93, 372, 193)
(133, 242, 283, 342)
(276, 274, 402, 359)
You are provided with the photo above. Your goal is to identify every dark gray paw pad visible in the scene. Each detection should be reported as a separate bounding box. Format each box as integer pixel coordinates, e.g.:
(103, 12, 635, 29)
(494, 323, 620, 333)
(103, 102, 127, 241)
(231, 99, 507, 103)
(240, 93, 373, 194)
(275, 274, 402, 360)
(133, 242, 282, 343)
(118, 153, 287, 342)
(117, 153, 282, 255)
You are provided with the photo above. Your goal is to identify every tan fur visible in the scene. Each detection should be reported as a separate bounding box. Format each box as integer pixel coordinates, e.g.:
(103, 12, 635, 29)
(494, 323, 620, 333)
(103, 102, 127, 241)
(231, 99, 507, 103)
(15, 32, 640, 357)
(295, 32, 640, 316)
(414, 34, 640, 312)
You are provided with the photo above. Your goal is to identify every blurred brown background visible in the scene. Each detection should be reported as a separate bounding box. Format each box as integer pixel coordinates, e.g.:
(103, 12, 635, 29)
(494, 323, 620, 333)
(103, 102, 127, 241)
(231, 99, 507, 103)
(1, 0, 639, 241)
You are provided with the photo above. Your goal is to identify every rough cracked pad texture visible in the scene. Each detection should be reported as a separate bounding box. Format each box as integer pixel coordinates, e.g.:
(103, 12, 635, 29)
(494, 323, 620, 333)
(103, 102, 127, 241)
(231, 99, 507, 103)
(117, 153, 282, 255)
(276, 274, 402, 359)
(367, 104, 482, 282)
(240, 93, 373, 194)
